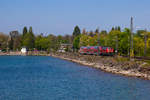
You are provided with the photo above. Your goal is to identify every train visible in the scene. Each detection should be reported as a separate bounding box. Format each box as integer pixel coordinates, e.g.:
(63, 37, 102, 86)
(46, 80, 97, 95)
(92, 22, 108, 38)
(79, 46, 114, 56)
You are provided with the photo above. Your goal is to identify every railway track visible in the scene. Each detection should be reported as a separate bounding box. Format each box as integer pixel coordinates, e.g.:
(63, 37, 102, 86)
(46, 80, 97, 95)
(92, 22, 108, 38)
(122, 56, 150, 61)
(134, 56, 150, 61)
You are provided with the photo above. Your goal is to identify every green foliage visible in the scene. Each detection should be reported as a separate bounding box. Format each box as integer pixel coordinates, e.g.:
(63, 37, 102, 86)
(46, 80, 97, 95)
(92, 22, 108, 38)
(99, 33, 108, 46)
(0, 33, 9, 50)
(88, 34, 98, 46)
(35, 35, 50, 51)
(23, 27, 28, 36)
(119, 29, 130, 55)
(79, 34, 90, 46)
(101, 30, 107, 35)
(111, 27, 115, 31)
(1, 25, 150, 57)
(107, 30, 121, 51)
(95, 28, 99, 34)
(73, 26, 81, 37)
(136, 30, 146, 37)
(73, 35, 80, 50)
(48, 34, 59, 51)
(22, 26, 35, 50)
(133, 36, 144, 56)
(23, 32, 35, 50)
(115, 56, 130, 62)
(79, 33, 98, 47)
(29, 27, 33, 34)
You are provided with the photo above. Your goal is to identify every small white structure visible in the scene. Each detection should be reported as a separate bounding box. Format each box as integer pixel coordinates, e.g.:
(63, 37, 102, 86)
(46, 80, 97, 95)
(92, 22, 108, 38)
(58, 43, 72, 52)
(21, 47, 27, 54)
(58, 49, 66, 53)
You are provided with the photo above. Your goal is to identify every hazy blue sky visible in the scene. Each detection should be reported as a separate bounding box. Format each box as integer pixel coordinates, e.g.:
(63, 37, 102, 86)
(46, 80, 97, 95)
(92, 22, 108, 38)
(0, 0, 150, 35)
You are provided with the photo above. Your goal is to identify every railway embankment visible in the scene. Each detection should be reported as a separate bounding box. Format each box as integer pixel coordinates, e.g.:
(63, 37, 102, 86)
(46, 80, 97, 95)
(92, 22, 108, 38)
(51, 52, 150, 80)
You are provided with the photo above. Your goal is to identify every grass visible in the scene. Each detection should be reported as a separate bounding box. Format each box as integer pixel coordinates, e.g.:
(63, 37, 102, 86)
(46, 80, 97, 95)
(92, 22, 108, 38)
(115, 56, 130, 62)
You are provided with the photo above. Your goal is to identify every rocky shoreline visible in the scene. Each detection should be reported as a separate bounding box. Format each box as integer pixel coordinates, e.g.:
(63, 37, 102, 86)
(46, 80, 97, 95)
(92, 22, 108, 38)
(51, 53, 150, 80)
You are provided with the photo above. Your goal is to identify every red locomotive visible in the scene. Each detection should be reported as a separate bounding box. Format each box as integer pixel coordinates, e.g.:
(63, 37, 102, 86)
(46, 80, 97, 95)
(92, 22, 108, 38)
(79, 46, 114, 56)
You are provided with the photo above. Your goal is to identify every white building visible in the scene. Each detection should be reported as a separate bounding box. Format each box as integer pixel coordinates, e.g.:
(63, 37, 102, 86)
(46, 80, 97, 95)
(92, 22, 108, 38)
(21, 47, 27, 54)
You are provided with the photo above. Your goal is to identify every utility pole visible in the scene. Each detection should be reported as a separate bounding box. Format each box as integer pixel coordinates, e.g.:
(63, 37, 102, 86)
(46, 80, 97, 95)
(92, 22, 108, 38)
(96, 27, 100, 46)
(130, 17, 134, 58)
(144, 29, 147, 56)
(98, 32, 100, 46)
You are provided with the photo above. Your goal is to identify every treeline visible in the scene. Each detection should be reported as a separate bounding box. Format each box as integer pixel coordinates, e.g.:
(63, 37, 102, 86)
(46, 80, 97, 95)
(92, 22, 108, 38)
(73, 26, 150, 57)
(0, 26, 73, 52)
(0, 26, 150, 57)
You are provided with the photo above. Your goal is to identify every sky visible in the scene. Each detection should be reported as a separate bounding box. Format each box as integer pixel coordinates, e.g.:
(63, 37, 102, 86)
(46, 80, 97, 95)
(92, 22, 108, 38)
(0, 0, 150, 35)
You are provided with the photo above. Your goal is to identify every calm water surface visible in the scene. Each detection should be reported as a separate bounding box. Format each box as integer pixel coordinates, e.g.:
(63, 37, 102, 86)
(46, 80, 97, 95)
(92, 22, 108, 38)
(0, 56, 150, 100)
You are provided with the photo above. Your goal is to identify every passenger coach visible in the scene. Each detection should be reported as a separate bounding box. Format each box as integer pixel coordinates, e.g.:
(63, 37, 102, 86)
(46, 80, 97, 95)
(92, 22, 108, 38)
(79, 46, 114, 56)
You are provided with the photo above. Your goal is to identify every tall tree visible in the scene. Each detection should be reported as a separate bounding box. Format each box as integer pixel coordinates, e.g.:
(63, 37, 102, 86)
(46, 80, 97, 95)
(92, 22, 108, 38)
(73, 26, 81, 37)
(22, 27, 35, 50)
(119, 28, 130, 55)
(48, 34, 59, 51)
(23, 27, 28, 36)
(95, 28, 99, 34)
(35, 35, 50, 51)
(101, 30, 107, 35)
(111, 27, 115, 31)
(109, 30, 121, 54)
(0, 33, 9, 51)
(118, 26, 121, 32)
(29, 27, 33, 34)
(89, 31, 94, 37)
(23, 32, 35, 50)
(73, 35, 80, 52)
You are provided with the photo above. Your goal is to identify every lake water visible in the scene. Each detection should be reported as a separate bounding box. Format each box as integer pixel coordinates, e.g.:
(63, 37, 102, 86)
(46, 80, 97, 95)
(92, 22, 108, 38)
(0, 56, 150, 100)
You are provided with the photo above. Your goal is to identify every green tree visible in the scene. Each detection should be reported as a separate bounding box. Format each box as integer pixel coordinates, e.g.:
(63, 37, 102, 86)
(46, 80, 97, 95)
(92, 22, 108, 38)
(111, 27, 115, 31)
(40, 37, 50, 50)
(133, 36, 144, 56)
(89, 31, 94, 37)
(136, 30, 145, 37)
(117, 26, 121, 31)
(99, 33, 108, 46)
(101, 30, 107, 35)
(108, 30, 121, 54)
(79, 34, 90, 47)
(73, 35, 80, 51)
(119, 28, 130, 55)
(35, 35, 42, 50)
(95, 28, 99, 34)
(88, 34, 98, 46)
(0, 33, 9, 51)
(23, 27, 28, 37)
(73, 26, 81, 37)
(48, 34, 59, 51)
(57, 35, 63, 43)
(29, 27, 33, 34)
(23, 32, 35, 50)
